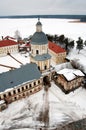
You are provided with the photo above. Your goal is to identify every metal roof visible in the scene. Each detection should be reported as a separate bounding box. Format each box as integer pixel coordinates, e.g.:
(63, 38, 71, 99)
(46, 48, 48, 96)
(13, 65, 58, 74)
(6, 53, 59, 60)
(33, 53, 51, 61)
(36, 21, 42, 26)
(31, 32, 48, 45)
(48, 41, 66, 53)
(0, 63, 41, 92)
(0, 39, 18, 47)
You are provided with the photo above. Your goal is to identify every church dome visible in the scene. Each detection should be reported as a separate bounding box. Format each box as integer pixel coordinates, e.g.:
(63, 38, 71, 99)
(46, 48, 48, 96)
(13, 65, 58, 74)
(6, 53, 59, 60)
(36, 21, 42, 26)
(31, 32, 48, 45)
(31, 19, 48, 45)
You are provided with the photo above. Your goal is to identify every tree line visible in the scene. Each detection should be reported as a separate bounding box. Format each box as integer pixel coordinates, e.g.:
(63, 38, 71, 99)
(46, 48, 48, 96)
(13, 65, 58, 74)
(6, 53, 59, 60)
(14, 30, 86, 54)
(46, 34, 86, 54)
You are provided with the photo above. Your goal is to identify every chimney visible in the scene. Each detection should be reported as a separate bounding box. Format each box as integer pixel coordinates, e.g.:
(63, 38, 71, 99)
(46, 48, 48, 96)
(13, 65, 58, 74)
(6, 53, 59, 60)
(2, 36, 3, 40)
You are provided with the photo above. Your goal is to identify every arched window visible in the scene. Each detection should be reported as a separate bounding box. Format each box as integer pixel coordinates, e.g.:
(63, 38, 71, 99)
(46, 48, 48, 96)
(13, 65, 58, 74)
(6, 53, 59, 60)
(3, 94, 6, 98)
(8, 92, 11, 96)
(13, 90, 16, 94)
(18, 88, 20, 93)
(30, 90, 32, 93)
(36, 50, 39, 54)
(38, 66, 40, 70)
(29, 84, 32, 88)
(22, 87, 24, 91)
(38, 80, 40, 84)
(14, 97, 17, 100)
(26, 85, 28, 89)
(34, 82, 36, 86)
(44, 65, 47, 70)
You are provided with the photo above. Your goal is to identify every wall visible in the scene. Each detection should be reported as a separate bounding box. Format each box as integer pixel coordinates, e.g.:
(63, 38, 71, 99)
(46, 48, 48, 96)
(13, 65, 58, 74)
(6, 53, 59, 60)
(49, 49, 66, 64)
(31, 44, 48, 57)
(57, 74, 84, 91)
(0, 78, 43, 104)
(0, 45, 18, 57)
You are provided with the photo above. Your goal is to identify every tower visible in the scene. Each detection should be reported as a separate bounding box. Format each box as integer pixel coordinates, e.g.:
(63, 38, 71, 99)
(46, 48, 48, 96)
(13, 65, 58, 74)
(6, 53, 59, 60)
(30, 19, 51, 73)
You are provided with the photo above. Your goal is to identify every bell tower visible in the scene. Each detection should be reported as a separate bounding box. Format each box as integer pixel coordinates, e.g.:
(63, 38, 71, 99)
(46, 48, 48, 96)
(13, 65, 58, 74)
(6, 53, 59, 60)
(30, 19, 51, 73)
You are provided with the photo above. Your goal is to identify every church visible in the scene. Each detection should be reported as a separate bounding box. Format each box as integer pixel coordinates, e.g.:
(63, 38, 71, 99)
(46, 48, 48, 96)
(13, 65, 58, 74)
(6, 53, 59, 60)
(30, 19, 51, 72)
(0, 19, 84, 111)
(0, 19, 53, 111)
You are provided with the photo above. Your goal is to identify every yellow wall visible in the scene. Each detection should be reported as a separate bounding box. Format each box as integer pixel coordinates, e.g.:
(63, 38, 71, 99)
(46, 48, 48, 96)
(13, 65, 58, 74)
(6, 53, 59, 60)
(0, 45, 18, 57)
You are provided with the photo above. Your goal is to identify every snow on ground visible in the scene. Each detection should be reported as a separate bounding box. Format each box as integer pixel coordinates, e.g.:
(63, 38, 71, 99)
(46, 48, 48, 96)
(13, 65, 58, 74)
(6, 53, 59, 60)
(0, 18, 86, 129)
(67, 47, 86, 73)
(0, 82, 86, 129)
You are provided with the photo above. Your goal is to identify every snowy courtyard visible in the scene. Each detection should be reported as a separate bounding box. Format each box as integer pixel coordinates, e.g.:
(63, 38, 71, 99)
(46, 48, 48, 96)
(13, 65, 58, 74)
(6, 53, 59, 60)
(0, 81, 86, 129)
(0, 18, 86, 129)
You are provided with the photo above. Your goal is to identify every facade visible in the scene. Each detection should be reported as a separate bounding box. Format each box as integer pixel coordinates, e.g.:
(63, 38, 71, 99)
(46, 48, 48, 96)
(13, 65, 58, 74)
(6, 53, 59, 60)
(55, 68, 84, 92)
(0, 20, 53, 111)
(48, 41, 66, 64)
(0, 37, 18, 56)
(0, 63, 42, 105)
(30, 20, 51, 73)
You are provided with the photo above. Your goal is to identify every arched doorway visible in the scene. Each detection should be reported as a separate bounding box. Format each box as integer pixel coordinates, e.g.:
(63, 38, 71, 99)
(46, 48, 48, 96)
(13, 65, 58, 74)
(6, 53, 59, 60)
(44, 65, 47, 70)
(43, 76, 51, 89)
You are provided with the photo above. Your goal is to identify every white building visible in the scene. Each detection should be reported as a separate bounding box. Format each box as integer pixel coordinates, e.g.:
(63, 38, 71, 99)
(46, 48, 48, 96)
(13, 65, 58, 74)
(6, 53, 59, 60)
(0, 36, 18, 56)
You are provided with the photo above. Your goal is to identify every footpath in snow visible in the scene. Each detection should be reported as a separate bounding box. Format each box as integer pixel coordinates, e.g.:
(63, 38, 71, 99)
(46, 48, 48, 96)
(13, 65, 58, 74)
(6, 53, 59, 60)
(0, 82, 86, 129)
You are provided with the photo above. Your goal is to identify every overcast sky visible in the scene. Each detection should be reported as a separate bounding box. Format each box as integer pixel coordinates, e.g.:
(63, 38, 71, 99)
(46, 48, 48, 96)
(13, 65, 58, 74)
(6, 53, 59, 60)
(0, 0, 86, 16)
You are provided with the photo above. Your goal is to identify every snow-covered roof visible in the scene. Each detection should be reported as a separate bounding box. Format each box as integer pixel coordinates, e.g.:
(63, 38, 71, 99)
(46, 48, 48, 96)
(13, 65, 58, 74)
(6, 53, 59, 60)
(55, 62, 73, 72)
(57, 68, 84, 81)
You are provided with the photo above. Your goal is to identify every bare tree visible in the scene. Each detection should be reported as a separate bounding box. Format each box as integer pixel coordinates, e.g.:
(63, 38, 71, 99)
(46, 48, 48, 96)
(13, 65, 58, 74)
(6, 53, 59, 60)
(14, 30, 22, 42)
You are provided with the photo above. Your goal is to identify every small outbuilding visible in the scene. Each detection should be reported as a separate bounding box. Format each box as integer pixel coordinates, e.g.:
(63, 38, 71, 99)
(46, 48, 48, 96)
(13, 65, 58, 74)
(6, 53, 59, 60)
(55, 68, 84, 93)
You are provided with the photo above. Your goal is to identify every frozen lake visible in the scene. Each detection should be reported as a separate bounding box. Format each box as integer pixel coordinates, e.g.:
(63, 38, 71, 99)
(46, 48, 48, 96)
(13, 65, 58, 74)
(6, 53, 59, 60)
(0, 18, 86, 41)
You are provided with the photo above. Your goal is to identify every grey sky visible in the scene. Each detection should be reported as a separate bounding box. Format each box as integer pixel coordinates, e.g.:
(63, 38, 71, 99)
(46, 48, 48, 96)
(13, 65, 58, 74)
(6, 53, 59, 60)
(0, 0, 86, 15)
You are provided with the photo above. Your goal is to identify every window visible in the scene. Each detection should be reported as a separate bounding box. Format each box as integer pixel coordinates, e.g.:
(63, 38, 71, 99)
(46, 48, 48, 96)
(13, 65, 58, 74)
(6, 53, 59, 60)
(44, 65, 47, 70)
(38, 80, 40, 84)
(38, 66, 40, 70)
(8, 92, 11, 96)
(22, 87, 24, 91)
(30, 90, 32, 93)
(13, 90, 16, 94)
(14, 97, 17, 100)
(36, 50, 39, 54)
(34, 82, 36, 86)
(29, 84, 32, 88)
(18, 88, 20, 93)
(3, 94, 6, 98)
(26, 85, 28, 89)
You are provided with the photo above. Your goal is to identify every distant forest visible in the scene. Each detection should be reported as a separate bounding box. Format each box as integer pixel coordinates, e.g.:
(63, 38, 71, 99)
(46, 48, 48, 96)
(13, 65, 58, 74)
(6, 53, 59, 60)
(0, 15, 86, 21)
